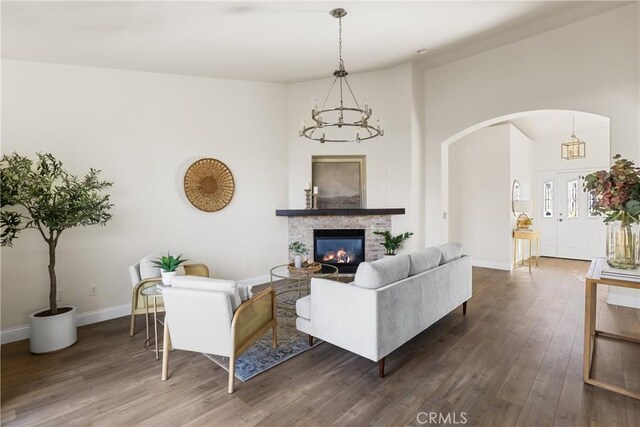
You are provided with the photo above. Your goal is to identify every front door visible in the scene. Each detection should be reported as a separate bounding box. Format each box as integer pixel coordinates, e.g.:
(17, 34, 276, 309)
(538, 170, 606, 260)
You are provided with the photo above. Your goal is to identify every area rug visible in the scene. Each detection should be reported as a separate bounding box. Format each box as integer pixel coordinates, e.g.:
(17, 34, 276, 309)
(203, 293, 321, 382)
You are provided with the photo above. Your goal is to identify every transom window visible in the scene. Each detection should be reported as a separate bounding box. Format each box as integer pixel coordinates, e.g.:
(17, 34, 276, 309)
(543, 181, 554, 218)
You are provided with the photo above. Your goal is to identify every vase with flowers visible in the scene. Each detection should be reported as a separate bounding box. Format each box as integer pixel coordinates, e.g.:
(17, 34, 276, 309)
(583, 155, 640, 269)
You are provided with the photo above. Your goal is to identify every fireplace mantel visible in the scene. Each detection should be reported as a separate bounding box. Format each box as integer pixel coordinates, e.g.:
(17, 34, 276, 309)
(276, 208, 405, 217)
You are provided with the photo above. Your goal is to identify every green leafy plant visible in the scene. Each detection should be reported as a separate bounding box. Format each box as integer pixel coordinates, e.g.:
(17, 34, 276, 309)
(152, 253, 188, 272)
(288, 241, 309, 256)
(1, 153, 113, 315)
(583, 154, 640, 223)
(373, 230, 414, 255)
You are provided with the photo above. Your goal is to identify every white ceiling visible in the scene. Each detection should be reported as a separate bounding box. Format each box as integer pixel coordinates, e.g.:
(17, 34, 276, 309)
(498, 111, 610, 139)
(1, 1, 628, 83)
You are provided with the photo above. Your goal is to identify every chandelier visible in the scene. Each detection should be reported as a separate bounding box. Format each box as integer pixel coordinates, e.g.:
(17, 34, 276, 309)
(299, 8, 384, 143)
(561, 116, 586, 160)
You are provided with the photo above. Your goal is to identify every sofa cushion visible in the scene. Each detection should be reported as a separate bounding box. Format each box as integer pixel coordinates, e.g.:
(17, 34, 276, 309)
(438, 242, 463, 265)
(354, 254, 411, 289)
(171, 276, 242, 311)
(296, 295, 311, 320)
(408, 247, 443, 276)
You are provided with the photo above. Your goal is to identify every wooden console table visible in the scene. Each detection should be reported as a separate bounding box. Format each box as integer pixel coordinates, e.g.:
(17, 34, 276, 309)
(584, 258, 640, 400)
(512, 229, 539, 272)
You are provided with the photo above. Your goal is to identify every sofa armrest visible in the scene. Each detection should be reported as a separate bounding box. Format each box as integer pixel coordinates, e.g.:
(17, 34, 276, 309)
(307, 278, 379, 361)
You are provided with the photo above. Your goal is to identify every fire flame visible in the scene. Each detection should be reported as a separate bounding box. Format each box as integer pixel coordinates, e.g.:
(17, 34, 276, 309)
(322, 248, 352, 263)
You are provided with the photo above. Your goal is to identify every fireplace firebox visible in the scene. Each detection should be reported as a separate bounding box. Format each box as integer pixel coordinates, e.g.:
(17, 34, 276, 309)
(314, 229, 365, 274)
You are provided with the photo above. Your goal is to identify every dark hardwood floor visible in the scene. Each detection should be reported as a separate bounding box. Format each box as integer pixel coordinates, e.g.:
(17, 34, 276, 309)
(2, 258, 639, 426)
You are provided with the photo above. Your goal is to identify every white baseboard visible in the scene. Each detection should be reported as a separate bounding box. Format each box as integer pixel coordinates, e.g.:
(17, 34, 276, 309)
(606, 292, 640, 309)
(1, 304, 131, 345)
(1, 325, 30, 344)
(472, 260, 512, 271)
(238, 274, 270, 287)
(76, 304, 131, 327)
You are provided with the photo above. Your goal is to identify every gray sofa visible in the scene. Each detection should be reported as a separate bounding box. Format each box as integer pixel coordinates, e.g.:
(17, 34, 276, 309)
(295, 242, 472, 377)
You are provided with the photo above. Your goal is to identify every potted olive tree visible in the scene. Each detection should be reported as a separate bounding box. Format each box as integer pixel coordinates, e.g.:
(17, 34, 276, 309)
(1, 153, 113, 353)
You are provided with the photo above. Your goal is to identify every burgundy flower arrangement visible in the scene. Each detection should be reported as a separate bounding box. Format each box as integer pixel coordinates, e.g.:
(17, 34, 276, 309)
(583, 154, 640, 224)
(583, 154, 640, 269)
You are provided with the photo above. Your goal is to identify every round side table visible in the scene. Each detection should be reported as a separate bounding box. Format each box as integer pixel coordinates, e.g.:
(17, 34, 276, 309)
(269, 264, 339, 311)
(140, 284, 164, 360)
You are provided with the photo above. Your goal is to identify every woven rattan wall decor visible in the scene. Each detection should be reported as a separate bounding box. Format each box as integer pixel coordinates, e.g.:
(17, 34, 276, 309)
(184, 158, 235, 212)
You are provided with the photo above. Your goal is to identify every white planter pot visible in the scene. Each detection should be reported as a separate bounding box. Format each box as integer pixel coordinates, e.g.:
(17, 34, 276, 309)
(383, 254, 396, 258)
(294, 255, 303, 269)
(161, 271, 177, 285)
(29, 306, 77, 354)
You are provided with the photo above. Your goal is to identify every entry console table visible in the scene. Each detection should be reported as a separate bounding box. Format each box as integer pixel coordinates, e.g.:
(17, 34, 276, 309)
(512, 229, 539, 272)
(584, 258, 640, 400)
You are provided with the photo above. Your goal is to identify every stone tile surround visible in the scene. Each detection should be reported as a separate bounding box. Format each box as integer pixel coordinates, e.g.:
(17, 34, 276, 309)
(287, 215, 391, 263)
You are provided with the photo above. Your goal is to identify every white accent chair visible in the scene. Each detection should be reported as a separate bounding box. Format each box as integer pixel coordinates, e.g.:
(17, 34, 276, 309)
(161, 276, 277, 393)
(129, 258, 209, 336)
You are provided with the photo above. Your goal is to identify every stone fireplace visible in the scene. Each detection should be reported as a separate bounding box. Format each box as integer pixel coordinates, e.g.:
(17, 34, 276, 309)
(277, 208, 405, 275)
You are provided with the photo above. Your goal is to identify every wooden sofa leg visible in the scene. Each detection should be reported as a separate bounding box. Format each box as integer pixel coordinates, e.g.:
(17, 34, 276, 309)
(463, 301, 468, 315)
(379, 357, 385, 378)
(308, 335, 314, 347)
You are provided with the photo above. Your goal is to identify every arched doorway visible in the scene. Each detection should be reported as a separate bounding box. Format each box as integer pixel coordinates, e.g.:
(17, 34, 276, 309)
(441, 109, 610, 269)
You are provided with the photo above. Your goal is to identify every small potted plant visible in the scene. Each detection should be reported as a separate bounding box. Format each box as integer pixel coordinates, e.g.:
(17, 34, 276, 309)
(153, 253, 188, 285)
(289, 241, 309, 269)
(373, 230, 414, 256)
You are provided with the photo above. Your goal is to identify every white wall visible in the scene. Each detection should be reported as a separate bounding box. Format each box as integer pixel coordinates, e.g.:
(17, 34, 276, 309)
(286, 63, 425, 252)
(1, 60, 289, 331)
(532, 126, 611, 174)
(449, 125, 512, 269)
(448, 124, 532, 269)
(509, 125, 534, 263)
(425, 3, 640, 247)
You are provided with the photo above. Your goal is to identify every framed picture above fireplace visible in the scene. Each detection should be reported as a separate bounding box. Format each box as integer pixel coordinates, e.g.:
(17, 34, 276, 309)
(312, 155, 366, 209)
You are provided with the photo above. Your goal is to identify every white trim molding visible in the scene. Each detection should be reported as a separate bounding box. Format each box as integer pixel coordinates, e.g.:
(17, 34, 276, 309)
(472, 260, 512, 271)
(1, 304, 131, 345)
(238, 274, 271, 288)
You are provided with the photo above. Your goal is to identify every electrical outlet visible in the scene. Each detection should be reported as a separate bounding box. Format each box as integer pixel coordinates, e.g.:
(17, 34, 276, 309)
(90, 285, 98, 296)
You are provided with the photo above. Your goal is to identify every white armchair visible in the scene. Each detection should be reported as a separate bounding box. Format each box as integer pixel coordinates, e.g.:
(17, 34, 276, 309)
(161, 276, 277, 393)
(128, 256, 209, 336)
